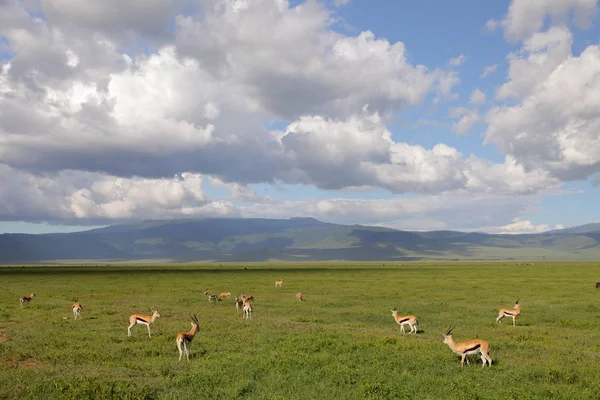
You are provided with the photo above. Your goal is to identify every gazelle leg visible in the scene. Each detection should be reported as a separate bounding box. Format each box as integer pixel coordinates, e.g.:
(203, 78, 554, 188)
(185, 342, 190, 361)
(177, 340, 183, 361)
(128, 323, 134, 336)
(512, 317, 516, 326)
(147, 324, 151, 338)
(461, 354, 466, 367)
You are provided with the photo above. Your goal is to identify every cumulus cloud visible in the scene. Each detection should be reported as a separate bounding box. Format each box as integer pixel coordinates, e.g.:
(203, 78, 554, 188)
(482, 218, 565, 234)
(449, 54, 467, 67)
(0, 0, 582, 231)
(486, 43, 600, 180)
(500, 0, 598, 42)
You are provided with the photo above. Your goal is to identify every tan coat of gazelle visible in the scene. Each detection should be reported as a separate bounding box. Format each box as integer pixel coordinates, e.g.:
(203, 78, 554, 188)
(296, 292, 304, 301)
(19, 293, 35, 307)
(128, 308, 160, 338)
(496, 299, 521, 326)
(176, 314, 200, 361)
(442, 327, 492, 368)
(72, 298, 83, 320)
(275, 279, 283, 287)
(391, 307, 418, 334)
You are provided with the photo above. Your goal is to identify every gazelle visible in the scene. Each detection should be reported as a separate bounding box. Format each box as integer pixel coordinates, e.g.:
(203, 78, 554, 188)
(19, 293, 36, 307)
(391, 306, 418, 334)
(220, 292, 232, 298)
(176, 314, 200, 362)
(275, 279, 283, 287)
(442, 327, 492, 368)
(496, 299, 521, 326)
(234, 296, 244, 312)
(296, 292, 304, 301)
(243, 297, 253, 320)
(72, 298, 83, 320)
(208, 294, 221, 302)
(128, 308, 160, 338)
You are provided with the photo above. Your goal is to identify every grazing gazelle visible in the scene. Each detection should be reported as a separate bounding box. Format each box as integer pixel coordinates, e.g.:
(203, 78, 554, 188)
(128, 308, 160, 338)
(176, 314, 200, 362)
(496, 299, 521, 326)
(72, 298, 83, 320)
(275, 279, 283, 287)
(391, 306, 418, 334)
(19, 293, 36, 307)
(442, 327, 492, 368)
(220, 292, 232, 298)
(296, 292, 304, 301)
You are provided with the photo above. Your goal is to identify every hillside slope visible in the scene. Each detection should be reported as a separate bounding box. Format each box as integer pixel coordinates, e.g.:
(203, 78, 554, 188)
(2, 218, 600, 262)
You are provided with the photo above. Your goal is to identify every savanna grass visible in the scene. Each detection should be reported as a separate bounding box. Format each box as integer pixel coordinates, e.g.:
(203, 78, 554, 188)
(1, 261, 600, 399)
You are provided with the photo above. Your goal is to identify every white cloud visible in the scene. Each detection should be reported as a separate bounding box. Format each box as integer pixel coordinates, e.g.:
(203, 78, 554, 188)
(469, 89, 486, 104)
(486, 43, 600, 181)
(482, 218, 565, 234)
(496, 26, 573, 100)
(480, 64, 497, 78)
(500, 0, 598, 42)
(452, 109, 479, 134)
(449, 54, 467, 67)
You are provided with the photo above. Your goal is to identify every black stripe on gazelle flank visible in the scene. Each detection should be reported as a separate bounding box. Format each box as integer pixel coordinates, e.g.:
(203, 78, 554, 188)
(503, 312, 514, 316)
(464, 344, 481, 353)
(136, 317, 148, 323)
(399, 318, 410, 323)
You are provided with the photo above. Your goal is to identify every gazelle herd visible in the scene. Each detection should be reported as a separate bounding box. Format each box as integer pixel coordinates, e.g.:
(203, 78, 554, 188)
(17, 282, 521, 367)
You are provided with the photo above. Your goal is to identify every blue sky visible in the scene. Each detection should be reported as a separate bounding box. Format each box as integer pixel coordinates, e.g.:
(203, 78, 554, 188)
(1, 0, 600, 235)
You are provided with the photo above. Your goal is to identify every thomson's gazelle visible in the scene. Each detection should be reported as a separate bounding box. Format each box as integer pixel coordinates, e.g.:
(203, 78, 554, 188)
(19, 293, 35, 307)
(442, 327, 492, 368)
(391, 307, 418, 334)
(72, 298, 83, 320)
(128, 308, 160, 338)
(496, 299, 521, 326)
(275, 279, 283, 287)
(296, 292, 304, 301)
(176, 314, 200, 362)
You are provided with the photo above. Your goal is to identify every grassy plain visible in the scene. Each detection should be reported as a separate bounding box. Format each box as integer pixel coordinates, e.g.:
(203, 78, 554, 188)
(2, 261, 600, 399)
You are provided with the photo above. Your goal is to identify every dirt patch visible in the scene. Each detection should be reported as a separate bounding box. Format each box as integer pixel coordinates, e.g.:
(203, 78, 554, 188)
(5, 358, 46, 369)
(0, 335, 7, 343)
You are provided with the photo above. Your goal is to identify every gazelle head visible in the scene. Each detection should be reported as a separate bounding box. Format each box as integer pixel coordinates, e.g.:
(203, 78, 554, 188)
(391, 306, 398, 314)
(152, 307, 160, 318)
(442, 327, 454, 343)
(189, 313, 199, 328)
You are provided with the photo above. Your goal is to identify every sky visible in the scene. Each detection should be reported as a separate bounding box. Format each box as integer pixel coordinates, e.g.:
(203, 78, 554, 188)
(1, 0, 600, 235)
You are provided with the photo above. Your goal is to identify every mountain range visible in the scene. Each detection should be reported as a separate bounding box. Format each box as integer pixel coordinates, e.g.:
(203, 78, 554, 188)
(2, 217, 600, 263)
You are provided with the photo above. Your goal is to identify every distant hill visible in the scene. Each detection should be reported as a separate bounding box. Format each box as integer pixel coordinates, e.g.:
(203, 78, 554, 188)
(1, 217, 600, 263)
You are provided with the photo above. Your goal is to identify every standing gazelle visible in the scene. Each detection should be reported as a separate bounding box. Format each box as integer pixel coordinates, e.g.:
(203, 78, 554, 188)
(243, 297, 253, 320)
(128, 308, 160, 338)
(496, 299, 521, 326)
(72, 298, 83, 320)
(19, 293, 36, 308)
(391, 306, 418, 334)
(275, 279, 283, 287)
(442, 327, 492, 368)
(176, 314, 200, 362)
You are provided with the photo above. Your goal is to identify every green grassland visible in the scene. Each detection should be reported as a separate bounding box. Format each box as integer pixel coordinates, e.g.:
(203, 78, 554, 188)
(2, 261, 600, 399)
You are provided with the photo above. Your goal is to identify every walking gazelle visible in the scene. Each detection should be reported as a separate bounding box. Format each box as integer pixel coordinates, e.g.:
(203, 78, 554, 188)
(19, 293, 35, 308)
(391, 306, 418, 334)
(128, 307, 160, 338)
(72, 298, 83, 320)
(442, 327, 492, 368)
(176, 314, 200, 361)
(496, 299, 521, 326)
